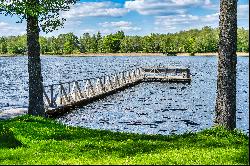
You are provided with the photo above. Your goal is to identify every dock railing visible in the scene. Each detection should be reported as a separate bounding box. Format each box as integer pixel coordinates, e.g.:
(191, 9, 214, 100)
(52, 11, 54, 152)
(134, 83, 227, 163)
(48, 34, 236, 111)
(43, 68, 144, 109)
(43, 66, 191, 116)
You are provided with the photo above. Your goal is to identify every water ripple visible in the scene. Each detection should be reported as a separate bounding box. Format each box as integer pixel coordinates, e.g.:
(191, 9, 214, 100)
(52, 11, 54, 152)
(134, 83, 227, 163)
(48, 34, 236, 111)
(0, 55, 248, 135)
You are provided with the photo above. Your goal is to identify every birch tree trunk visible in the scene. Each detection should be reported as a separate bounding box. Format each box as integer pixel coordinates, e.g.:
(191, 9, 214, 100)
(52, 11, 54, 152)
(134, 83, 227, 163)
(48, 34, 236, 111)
(215, 0, 237, 130)
(27, 10, 45, 116)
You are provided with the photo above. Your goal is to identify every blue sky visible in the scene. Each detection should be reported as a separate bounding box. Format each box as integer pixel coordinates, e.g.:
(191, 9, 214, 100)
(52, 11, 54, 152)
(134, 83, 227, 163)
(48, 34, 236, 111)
(0, 0, 249, 37)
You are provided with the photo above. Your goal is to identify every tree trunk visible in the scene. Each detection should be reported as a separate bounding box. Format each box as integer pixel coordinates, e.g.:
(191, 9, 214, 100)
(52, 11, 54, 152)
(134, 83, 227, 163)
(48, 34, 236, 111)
(214, 0, 237, 130)
(27, 13, 45, 116)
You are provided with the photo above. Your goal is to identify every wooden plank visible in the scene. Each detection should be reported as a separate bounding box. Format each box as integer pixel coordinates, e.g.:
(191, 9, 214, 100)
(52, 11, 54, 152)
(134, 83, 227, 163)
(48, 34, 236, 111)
(106, 76, 113, 91)
(43, 87, 51, 106)
(95, 78, 105, 95)
(121, 71, 126, 85)
(84, 79, 95, 97)
(50, 85, 54, 107)
(60, 84, 71, 104)
(69, 81, 84, 102)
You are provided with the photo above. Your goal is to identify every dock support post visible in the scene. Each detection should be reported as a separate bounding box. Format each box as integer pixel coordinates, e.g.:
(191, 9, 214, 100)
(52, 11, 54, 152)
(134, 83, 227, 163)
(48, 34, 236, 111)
(85, 79, 95, 97)
(96, 78, 105, 95)
(49, 85, 54, 107)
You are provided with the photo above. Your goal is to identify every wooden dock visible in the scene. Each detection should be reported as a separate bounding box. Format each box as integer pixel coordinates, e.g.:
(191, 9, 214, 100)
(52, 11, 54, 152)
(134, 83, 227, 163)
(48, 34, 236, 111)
(43, 66, 191, 117)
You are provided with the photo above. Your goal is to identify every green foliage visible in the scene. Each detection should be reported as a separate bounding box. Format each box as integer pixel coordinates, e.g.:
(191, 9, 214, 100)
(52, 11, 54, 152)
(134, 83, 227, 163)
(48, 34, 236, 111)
(120, 36, 143, 53)
(79, 32, 99, 53)
(6, 35, 27, 54)
(101, 31, 125, 53)
(0, 115, 248, 165)
(0, 27, 249, 55)
(238, 28, 249, 52)
(0, 124, 22, 149)
(0, 35, 27, 55)
(0, 0, 79, 33)
(59, 33, 79, 54)
(0, 37, 8, 54)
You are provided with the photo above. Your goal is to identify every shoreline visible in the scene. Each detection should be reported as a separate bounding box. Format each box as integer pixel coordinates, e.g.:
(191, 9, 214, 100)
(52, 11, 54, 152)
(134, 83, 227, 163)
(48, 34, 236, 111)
(53, 52, 250, 57)
(0, 52, 249, 57)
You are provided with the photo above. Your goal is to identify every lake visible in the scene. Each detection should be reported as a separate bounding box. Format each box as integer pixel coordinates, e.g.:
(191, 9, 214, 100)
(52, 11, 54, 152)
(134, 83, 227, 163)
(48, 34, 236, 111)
(0, 55, 249, 135)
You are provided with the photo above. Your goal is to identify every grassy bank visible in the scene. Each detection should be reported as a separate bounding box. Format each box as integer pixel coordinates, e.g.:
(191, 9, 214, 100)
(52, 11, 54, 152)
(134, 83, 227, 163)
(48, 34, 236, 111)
(0, 115, 248, 165)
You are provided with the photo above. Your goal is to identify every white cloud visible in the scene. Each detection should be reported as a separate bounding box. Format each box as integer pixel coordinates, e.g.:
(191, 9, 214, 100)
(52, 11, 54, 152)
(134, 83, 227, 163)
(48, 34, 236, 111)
(124, 0, 211, 15)
(62, 2, 129, 19)
(154, 3, 249, 33)
(100, 21, 132, 28)
(202, 0, 219, 10)
(0, 22, 25, 36)
(238, 4, 249, 20)
(0, 22, 8, 28)
(99, 21, 141, 33)
(0, 1, 248, 37)
(155, 13, 219, 32)
(238, 4, 249, 27)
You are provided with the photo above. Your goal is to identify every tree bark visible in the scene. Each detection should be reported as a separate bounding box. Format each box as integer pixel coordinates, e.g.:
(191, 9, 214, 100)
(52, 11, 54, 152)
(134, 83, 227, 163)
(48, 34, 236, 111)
(215, 0, 237, 130)
(27, 13, 45, 116)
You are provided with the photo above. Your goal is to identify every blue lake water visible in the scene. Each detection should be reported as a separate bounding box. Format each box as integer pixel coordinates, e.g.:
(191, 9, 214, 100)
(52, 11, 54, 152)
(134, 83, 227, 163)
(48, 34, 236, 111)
(0, 55, 249, 135)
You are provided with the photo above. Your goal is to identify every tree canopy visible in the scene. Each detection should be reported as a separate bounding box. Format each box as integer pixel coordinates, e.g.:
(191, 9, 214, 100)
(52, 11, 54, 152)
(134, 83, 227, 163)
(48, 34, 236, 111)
(0, 27, 248, 55)
(0, 0, 78, 33)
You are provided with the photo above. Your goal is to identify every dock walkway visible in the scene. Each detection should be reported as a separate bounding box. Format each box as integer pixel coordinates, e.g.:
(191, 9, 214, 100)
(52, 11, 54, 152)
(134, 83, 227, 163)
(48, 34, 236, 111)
(43, 66, 191, 117)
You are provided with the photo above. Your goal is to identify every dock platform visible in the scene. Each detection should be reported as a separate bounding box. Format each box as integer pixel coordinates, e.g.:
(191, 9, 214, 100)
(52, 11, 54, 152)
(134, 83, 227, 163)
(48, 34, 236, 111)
(43, 66, 191, 117)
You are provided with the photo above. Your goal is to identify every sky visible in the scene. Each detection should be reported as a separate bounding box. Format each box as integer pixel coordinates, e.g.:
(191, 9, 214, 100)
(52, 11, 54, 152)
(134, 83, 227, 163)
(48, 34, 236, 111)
(0, 0, 249, 37)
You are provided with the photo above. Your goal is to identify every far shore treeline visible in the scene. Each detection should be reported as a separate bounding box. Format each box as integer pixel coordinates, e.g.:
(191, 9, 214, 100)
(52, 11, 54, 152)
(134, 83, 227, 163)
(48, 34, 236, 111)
(0, 26, 248, 55)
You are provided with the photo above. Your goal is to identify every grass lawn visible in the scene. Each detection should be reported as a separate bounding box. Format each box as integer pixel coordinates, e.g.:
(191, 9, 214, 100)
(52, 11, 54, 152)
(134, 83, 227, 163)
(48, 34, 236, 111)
(0, 115, 249, 165)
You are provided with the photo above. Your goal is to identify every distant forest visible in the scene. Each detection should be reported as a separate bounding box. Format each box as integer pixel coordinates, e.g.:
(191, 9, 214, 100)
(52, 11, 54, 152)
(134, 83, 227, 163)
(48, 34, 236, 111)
(0, 26, 248, 55)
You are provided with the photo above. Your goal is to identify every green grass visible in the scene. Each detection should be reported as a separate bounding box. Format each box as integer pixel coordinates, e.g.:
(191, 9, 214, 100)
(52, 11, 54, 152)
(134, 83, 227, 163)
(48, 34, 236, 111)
(0, 115, 249, 165)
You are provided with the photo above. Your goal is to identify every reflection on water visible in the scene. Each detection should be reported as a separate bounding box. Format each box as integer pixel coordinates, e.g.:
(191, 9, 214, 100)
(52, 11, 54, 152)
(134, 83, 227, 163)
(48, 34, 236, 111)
(0, 55, 249, 135)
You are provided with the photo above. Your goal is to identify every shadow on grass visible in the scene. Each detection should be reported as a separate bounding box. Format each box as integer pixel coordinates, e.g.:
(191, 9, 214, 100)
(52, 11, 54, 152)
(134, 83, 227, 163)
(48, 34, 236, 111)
(1, 115, 249, 163)
(46, 125, 248, 150)
(230, 148, 249, 165)
(5, 115, 249, 145)
(0, 124, 23, 149)
(0, 115, 249, 155)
